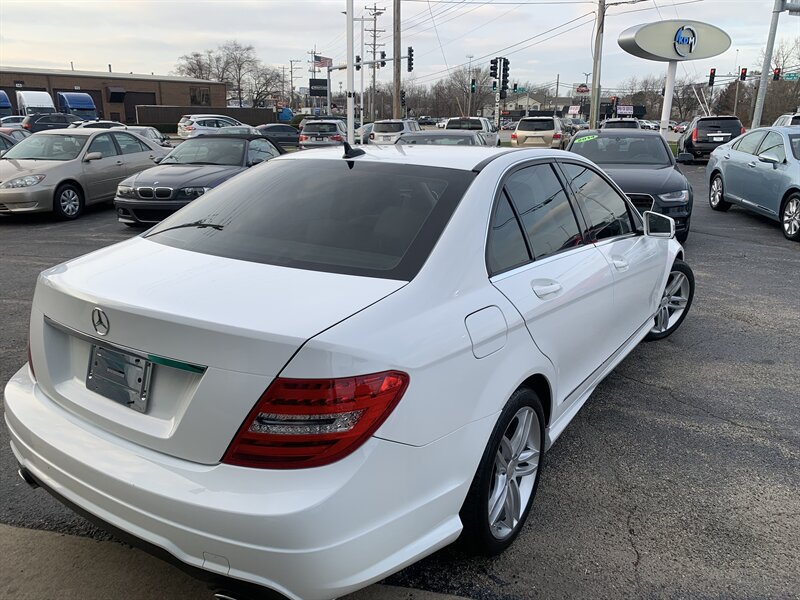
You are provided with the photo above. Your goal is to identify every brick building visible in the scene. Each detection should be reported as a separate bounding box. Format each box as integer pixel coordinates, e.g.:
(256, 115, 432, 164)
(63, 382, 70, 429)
(0, 66, 227, 124)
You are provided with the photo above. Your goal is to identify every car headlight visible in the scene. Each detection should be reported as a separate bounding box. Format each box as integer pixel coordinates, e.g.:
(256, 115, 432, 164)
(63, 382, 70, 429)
(659, 190, 689, 203)
(176, 187, 211, 199)
(116, 185, 135, 198)
(0, 174, 46, 189)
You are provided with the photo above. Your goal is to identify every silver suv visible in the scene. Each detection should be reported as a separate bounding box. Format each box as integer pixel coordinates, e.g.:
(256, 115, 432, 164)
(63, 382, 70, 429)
(772, 113, 800, 127)
(299, 120, 346, 149)
(370, 119, 421, 145)
(178, 114, 243, 139)
(444, 117, 500, 146)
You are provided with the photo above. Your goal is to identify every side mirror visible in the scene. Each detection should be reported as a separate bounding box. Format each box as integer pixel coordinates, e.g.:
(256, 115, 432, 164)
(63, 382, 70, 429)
(758, 151, 782, 166)
(83, 151, 103, 162)
(151, 156, 163, 164)
(643, 211, 675, 239)
(676, 152, 694, 164)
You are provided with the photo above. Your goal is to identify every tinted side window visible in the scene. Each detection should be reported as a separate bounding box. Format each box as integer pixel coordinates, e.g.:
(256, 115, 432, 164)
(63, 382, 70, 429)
(758, 131, 786, 162)
(735, 131, 767, 155)
(87, 133, 118, 157)
(247, 138, 279, 163)
(112, 132, 148, 154)
(487, 191, 531, 275)
(0, 137, 12, 150)
(561, 163, 633, 241)
(505, 164, 583, 259)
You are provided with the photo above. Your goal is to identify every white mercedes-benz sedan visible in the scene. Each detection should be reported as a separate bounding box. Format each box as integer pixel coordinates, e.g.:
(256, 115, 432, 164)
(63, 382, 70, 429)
(5, 144, 694, 600)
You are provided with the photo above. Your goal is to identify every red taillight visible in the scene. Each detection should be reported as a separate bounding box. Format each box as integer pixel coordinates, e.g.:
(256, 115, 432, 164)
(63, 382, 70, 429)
(330, 134, 343, 142)
(223, 371, 410, 469)
(22, 123, 30, 129)
(691, 128, 698, 141)
(299, 134, 309, 142)
(185, 125, 194, 131)
(553, 132, 562, 140)
(741, 126, 746, 134)
(511, 133, 517, 140)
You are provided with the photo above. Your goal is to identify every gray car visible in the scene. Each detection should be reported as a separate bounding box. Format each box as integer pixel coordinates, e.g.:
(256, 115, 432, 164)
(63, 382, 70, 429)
(299, 120, 346, 149)
(395, 130, 490, 146)
(705, 126, 800, 241)
(0, 129, 169, 219)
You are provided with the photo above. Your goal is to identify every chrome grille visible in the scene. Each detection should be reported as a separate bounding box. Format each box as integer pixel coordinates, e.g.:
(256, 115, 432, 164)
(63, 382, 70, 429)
(627, 194, 654, 214)
(136, 187, 173, 200)
(136, 187, 153, 199)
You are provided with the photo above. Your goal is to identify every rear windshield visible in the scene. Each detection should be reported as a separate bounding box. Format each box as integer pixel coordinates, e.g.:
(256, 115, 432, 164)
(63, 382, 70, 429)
(446, 119, 483, 131)
(374, 122, 404, 133)
(304, 123, 339, 134)
(570, 134, 672, 166)
(398, 134, 477, 145)
(789, 135, 800, 159)
(160, 137, 245, 166)
(791, 116, 800, 126)
(145, 159, 475, 280)
(697, 118, 742, 133)
(604, 121, 638, 129)
(518, 119, 554, 132)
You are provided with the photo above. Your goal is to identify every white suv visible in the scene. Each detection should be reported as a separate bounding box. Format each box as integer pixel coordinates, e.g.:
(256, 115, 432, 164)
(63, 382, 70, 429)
(178, 114, 244, 139)
(370, 119, 421, 144)
(445, 117, 500, 146)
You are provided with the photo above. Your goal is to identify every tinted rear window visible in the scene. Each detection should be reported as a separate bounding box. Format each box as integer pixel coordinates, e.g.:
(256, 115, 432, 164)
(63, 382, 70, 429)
(304, 123, 339, 133)
(398, 134, 477, 145)
(789, 135, 800, 159)
(604, 121, 639, 128)
(446, 119, 483, 131)
(374, 123, 404, 133)
(697, 118, 742, 133)
(145, 159, 475, 280)
(791, 116, 800, 126)
(518, 119, 554, 132)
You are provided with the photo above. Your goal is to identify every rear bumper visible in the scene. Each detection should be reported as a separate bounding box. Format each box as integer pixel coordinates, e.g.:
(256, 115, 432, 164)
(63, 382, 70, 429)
(685, 141, 726, 156)
(4, 365, 485, 600)
(114, 197, 190, 224)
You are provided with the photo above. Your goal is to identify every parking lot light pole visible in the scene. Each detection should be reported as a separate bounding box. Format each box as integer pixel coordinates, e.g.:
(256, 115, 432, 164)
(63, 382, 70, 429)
(347, 0, 356, 144)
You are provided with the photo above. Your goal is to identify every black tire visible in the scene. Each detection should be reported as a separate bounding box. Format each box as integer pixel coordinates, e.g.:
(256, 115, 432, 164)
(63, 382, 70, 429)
(708, 174, 731, 212)
(780, 193, 800, 242)
(644, 259, 695, 342)
(53, 183, 84, 220)
(459, 387, 545, 556)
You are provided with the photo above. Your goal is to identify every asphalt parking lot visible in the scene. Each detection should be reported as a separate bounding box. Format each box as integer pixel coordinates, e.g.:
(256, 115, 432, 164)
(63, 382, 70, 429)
(1, 164, 798, 600)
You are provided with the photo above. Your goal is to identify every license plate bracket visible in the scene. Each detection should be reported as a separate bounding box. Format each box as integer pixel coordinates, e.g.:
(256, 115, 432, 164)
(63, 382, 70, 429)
(87, 345, 153, 413)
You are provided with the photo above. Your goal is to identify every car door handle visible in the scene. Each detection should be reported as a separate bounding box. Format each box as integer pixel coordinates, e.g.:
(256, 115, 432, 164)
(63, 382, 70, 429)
(115, 160, 123, 165)
(747, 161, 757, 168)
(723, 154, 730, 159)
(532, 282, 562, 298)
(612, 259, 629, 271)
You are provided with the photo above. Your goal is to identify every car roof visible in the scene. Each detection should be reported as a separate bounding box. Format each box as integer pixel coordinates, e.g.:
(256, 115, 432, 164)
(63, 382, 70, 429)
(302, 120, 341, 124)
(375, 119, 413, 123)
(37, 129, 96, 136)
(520, 116, 555, 120)
(273, 145, 571, 171)
(605, 118, 637, 121)
(190, 134, 264, 140)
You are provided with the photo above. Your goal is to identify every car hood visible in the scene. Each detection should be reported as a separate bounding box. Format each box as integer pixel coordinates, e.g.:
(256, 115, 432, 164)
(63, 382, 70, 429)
(122, 163, 245, 189)
(600, 164, 688, 194)
(0, 158, 72, 182)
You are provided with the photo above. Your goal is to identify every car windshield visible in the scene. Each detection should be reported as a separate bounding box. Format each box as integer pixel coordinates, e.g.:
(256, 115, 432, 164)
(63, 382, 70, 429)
(446, 119, 482, 131)
(160, 138, 246, 165)
(789, 135, 800, 160)
(2, 134, 87, 161)
(374, 122, 404, 133)
(145, 159, 475, 280)
(570, 134, 672, 166)
(304, 123, 339, 134)
(518, 119, 554, 131)
(398, 134, 476, 145)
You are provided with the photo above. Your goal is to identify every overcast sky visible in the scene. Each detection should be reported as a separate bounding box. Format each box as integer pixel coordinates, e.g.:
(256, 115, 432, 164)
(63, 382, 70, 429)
(1, 0, 798, 95)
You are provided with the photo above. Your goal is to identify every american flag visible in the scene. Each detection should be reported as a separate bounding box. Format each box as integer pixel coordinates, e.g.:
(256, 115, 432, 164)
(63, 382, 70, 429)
(313, 55, 333, 69)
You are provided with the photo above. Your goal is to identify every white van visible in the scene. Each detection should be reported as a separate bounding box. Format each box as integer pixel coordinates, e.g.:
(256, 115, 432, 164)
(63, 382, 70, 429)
(16, 91, 56, 116)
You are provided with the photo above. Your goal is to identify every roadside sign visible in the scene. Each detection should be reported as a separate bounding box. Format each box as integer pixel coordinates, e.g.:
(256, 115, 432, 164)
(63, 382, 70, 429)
(617, 105, 634, 115)
(516, 87, 527, 93)
(568, 105, 580, 115)
(574, 83, 590, 96)
(784, 72, 799, 81)
(309, 78, 328, 98)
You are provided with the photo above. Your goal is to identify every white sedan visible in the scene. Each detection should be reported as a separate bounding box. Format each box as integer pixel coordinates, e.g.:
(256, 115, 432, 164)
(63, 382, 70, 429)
(5, 145, 694, 600)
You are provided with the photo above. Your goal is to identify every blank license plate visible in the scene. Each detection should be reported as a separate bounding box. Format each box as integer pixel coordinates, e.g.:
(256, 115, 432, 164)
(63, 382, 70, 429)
(87, 345, 152, 413)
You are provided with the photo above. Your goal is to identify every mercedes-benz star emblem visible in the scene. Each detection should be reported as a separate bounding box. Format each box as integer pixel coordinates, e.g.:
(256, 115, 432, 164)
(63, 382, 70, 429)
(91, 308, 110, 336)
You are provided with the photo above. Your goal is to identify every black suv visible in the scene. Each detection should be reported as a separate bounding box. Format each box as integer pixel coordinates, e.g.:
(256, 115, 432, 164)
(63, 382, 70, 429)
(678, 115, 744, 160)
(21, 112, 81, 133)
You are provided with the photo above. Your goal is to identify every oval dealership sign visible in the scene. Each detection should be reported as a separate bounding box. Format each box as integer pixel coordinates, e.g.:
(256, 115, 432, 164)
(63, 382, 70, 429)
(618, 20, 731, 62)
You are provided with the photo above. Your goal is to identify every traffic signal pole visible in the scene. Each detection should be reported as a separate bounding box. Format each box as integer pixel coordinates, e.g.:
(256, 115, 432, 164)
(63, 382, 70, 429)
(346, 0, 355, 144)
(392, 0, 401, 118)
(752, 0, 785, 128)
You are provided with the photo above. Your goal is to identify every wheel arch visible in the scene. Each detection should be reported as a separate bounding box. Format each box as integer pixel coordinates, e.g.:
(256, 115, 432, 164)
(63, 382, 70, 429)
(708, 168, 723, 185)
(518, 373, 552, 428)
(779, 187, 800, 213)
(55, 178, 86, 199)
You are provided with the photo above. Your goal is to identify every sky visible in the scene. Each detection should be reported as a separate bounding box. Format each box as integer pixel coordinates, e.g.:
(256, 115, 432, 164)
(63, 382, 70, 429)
(1, 0, 799, 96)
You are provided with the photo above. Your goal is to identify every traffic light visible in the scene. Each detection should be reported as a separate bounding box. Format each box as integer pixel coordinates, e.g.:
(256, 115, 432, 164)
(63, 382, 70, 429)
(739, 67, 747, 81)
(355, 55, 361, 71)
(400, 90, 406, 106)
(380, 51, 386, 68)
(773, 68, 782, 81)
(490, 58, 498, 79)
(470, 79, 477, 93)
(492, 81, 497, 92)
(708, 68, 716, 87)
(407, 46, 414, 72)
(513, 82, 518, 93)
(501, 58, 510, 91)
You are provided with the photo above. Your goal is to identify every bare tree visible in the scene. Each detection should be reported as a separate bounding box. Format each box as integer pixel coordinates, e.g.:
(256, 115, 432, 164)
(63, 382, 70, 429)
(220, 41, 258, 107)
(175, 51, 214, 80)
(248, 65, 283, 108)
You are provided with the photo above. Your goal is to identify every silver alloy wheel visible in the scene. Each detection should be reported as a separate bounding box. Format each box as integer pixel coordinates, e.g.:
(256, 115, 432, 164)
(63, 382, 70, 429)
(59, 188, 80, 217)
(783, 197, 800, 237)
(488, 406, 541, 540)
(651, 270, 690, 334)
(710, 177, 723, 207)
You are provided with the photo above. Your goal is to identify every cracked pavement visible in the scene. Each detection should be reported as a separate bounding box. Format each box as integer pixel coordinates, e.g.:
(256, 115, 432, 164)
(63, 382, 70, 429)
(1, 164, 798, 599)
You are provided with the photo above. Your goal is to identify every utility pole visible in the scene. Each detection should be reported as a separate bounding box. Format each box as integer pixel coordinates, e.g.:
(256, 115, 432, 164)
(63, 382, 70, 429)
(354, 16, 369, 122)
(752, 0, 800, 128)
(346, 0, 355, 143)
(365, 3, 385, 122)
(392, 0, 401, 118)
(554, 74, 559, 115)
(466, 54, 474, 116)
(281, 66, 286, 106)
(289, 59, 303, 109)
(308, 45, 318, 112)
(589, 0, 606, 128)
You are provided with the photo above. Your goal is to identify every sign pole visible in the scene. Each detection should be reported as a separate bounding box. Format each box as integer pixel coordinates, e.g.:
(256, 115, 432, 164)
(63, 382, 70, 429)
(659, 60, 677, 136)
(346, 0, 355, 144)
(327, 67, 332, 116)
(752, 0, 783, 128)
(588, 0, 606, 128)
